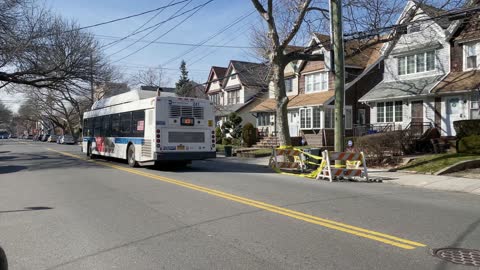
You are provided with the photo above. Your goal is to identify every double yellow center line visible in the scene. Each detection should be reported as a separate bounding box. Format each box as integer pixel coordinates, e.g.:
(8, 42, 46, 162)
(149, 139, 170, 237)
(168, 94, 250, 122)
(47, 148, 426, 250)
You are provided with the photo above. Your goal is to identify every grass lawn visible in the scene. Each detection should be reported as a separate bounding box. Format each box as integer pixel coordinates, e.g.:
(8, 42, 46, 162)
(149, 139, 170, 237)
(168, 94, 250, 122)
(399, 153, 480, 174)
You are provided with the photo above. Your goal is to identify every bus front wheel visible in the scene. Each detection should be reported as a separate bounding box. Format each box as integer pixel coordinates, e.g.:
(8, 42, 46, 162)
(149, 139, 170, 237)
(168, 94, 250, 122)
(127, 144, 138, 167)
(87, 142, 95, 159)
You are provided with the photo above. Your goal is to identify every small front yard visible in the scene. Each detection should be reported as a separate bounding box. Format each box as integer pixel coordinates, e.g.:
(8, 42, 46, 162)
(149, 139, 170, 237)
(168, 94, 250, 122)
(398, 153, 480, 174)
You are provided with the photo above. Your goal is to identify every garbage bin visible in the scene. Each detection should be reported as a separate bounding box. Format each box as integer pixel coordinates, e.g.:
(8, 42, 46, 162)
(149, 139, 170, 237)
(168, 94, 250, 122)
(303, 148, 321, 169)
(224, 146, 233, 157)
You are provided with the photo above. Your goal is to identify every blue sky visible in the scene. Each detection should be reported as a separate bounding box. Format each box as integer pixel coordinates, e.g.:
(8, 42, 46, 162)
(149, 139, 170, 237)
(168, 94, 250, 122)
(44, 0, 262, 85)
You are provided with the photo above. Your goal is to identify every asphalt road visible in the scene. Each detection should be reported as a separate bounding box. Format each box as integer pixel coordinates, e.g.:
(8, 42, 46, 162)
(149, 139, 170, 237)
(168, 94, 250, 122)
(0, 139, 479, 270)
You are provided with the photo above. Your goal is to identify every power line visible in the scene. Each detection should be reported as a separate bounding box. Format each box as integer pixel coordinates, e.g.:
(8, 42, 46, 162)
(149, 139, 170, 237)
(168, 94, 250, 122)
(344, 4, 480, 39)
(95, 34, 259, 49)
(72, 0, 189, 32)
(111, 0, 214, 64)
(102, 0, 177, 50)
(99, 1, 205, 49)
(187, 20, 255, 66)
(105, 0, 193, 56)
(161, 9, 256, 66)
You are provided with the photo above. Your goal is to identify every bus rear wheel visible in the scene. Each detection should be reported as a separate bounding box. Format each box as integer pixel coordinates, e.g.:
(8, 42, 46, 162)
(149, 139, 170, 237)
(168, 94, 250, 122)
(127, 144, 138, 167)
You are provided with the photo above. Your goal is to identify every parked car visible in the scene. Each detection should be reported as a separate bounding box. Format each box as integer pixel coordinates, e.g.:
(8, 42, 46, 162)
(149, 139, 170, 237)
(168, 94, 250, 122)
(41, 134, 49, 142)
(56, 135, 62, 144)
(60, 135, 75, 144)
(27, 135, 33, 140)
(47, 135, 58, 142)
(10, 135, 17, 139)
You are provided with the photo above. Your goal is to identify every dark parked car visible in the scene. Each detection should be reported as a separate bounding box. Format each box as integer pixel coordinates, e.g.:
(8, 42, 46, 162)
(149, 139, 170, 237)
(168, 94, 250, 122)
(41, 134, 50, 142)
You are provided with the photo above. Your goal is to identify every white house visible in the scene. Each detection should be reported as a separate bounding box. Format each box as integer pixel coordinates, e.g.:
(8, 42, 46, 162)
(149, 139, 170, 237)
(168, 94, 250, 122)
(359, 1, 471, 136)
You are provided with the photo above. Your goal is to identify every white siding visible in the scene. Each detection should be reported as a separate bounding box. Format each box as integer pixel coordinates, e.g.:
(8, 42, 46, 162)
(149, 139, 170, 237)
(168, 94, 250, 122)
(383, 12, 449, 82)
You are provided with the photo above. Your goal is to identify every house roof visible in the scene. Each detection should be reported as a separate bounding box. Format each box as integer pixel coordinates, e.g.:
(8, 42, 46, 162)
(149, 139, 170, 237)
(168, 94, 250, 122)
(310, 33, 384, 69)
(431, 70, 480, 93)
(212, 66, 227, 80)
(359, 75, 444, 102)
(414, 1, 452, 29)
(251, 91, 335, 112)
(215, 103, 251, 117)
(227, 60, 269, 88)
(452, 12, 480, 43)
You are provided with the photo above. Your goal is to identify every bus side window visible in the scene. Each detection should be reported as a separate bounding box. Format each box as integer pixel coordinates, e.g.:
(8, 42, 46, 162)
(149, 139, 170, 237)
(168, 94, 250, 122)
(103, 115, 111, 137)
(120, 112, 132, 137)
(132, 110, 145, 138)
(94, 116, 103, 137)
(111, 114, 120, 137)
(84, 118, 94, 137)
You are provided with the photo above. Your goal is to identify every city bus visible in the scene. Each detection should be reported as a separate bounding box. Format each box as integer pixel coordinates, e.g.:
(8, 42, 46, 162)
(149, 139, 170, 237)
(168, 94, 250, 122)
(82, 90, 216, 167)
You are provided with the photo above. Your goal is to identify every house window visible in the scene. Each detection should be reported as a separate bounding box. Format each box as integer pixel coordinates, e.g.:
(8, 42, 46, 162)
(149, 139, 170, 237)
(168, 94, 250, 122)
(312, 107, 321, 128)
(305, 72, 328, 93)
(227, 90, 240, 105)
(408, 24, 421, 33)
(325, 107, 334, 129)
(285, 78, 293, 92)
(257, 113, 270, 126)
(300, 108, 312, 129)
(398, 57, 406, 75)
(395, 101, 403, 122)
(465, 42, 478, 70)
(377, 101, 403, 123)
(345, 108, 352, 129)
(377, 103, 385, 122)
(231, 74, 237, 80)
(209, 94, 221, 105)
(398, 51, 436, 75)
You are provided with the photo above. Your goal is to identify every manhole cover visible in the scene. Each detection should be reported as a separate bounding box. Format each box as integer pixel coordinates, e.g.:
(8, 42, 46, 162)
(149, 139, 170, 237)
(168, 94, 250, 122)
(432, 248, 480, 267)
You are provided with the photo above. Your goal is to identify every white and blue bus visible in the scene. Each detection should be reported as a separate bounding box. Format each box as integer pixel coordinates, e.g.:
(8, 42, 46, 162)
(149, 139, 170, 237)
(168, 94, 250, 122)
(82, 90, 216, 167)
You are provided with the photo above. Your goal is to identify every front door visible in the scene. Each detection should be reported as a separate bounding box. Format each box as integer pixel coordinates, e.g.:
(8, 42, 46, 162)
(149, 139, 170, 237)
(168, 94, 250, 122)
(411, 100, 424, 135)
(446, 97, 461, 136)
(288, 110, 299, 137)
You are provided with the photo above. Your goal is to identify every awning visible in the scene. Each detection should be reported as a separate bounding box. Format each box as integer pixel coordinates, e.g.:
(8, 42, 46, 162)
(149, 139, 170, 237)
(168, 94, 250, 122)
(251, 91, 334, 112)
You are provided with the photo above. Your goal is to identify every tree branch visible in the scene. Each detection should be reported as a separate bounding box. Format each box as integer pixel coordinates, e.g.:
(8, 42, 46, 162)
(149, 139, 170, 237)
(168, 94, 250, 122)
(281, 0, 313, 48)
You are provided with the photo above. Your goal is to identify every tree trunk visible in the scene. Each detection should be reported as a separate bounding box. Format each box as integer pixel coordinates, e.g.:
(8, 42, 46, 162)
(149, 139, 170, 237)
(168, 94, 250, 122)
(271, 56, 291, 146)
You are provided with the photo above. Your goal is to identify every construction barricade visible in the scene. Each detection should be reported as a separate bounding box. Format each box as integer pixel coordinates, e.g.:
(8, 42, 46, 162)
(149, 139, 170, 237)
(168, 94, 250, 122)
(269, 146, 324, 179)
(317, 150, 369, 182)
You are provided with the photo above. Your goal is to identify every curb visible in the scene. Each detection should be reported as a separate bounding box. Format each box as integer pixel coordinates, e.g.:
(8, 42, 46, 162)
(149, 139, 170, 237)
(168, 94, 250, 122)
(434, 159, 480, 175)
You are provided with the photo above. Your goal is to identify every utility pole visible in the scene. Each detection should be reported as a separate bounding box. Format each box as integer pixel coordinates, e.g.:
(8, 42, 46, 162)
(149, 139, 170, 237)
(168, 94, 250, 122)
(331, 0, 345, 154)
(90, 51, 94, 105)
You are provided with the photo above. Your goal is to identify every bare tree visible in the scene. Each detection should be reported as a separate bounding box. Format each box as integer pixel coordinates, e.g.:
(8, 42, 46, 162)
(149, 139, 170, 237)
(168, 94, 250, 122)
(131, 66, 169, 87)
(250, 0, 325, 146)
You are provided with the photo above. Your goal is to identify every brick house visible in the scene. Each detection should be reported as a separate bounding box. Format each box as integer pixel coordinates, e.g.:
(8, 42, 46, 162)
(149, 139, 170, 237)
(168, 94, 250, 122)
(205, 61, 269, 127)
(251, 34, 383, 146)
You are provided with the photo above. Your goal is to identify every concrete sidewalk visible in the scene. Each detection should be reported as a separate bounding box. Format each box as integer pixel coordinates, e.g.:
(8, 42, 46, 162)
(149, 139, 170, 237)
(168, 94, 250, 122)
(214, 154, 480, 195)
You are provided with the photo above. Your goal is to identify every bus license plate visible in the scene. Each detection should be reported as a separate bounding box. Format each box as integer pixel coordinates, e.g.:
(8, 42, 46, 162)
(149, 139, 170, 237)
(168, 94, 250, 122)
(181, 117, 194, 126)
(176, 145, 185, 150)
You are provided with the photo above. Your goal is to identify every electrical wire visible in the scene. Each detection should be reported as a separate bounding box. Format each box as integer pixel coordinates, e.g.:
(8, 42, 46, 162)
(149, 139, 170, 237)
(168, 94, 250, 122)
(110, 0, 214, 64)
(161, 9, 256, 66)
(105, 0, 193, 56)
(69, 0, 189, 33)
(101, 0, 177, 50)
(95, 34, 260, 48)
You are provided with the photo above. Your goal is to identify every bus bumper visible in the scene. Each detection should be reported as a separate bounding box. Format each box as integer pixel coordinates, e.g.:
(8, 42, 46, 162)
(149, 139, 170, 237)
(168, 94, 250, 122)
(154, 151, 216, 161)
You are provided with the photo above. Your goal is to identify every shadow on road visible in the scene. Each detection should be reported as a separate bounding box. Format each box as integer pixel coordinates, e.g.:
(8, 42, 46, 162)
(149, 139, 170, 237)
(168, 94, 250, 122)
(433, 217, 480, 270)
(0, 165, 27, 174)
(148, 159, 273, 174)
(0, 206, 53, 214)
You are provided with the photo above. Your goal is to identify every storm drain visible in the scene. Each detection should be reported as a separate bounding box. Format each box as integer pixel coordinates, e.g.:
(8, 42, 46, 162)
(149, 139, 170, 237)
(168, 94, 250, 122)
(432, 248, 480, 267)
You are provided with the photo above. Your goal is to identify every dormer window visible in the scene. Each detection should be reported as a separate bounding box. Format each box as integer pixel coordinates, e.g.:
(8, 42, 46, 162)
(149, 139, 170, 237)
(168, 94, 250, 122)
(231, 74, 237, 80)
(465, 42, 479, 70)
(408, 24, 421, 33)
